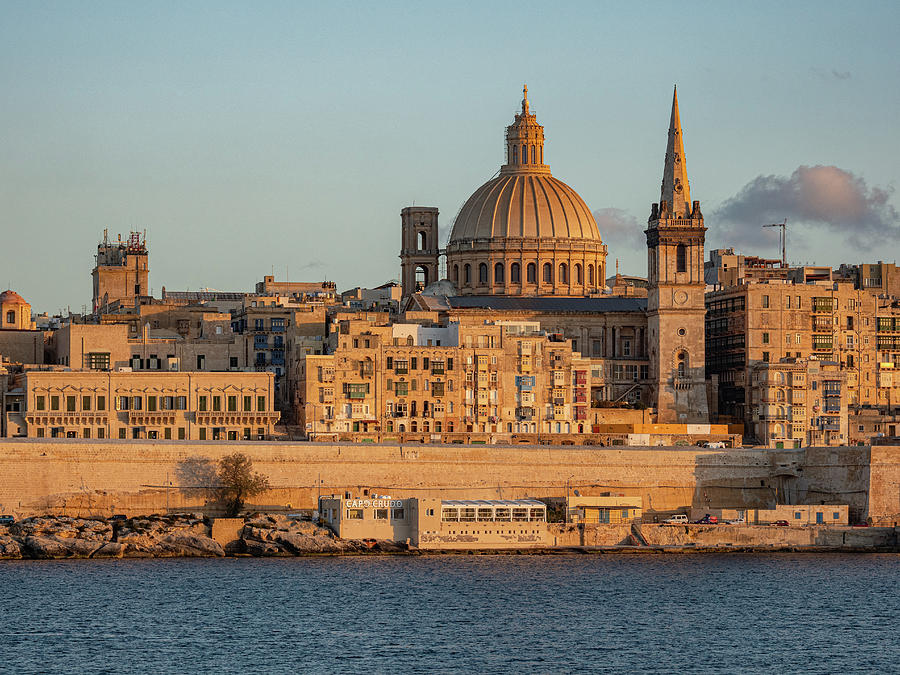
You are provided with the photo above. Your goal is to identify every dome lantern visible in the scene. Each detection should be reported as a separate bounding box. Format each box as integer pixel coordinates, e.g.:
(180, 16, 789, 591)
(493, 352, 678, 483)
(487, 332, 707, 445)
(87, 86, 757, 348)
(503, 84, 548, 174)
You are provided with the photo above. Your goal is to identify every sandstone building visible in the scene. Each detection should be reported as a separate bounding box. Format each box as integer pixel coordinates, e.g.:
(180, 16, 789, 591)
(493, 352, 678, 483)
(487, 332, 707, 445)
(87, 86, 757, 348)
(750, 358, 848, 447)
(15, 370, 278, 440)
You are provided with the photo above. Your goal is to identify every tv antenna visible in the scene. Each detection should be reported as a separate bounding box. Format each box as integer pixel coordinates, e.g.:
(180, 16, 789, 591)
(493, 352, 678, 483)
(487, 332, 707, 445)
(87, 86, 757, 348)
(763, 219, 787, 267)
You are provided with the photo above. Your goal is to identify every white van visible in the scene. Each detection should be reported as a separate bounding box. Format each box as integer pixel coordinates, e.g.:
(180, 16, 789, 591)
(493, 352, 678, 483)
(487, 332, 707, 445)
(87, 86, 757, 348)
(663, 514, 688, 524)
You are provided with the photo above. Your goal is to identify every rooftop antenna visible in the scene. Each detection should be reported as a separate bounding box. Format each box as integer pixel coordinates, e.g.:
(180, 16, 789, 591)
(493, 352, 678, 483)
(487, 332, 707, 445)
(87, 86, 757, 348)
(762, 219, 787, 267)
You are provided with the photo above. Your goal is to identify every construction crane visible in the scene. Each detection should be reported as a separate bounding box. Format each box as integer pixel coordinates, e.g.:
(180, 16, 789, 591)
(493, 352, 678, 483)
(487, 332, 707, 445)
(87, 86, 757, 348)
(763, 220, 787, 267)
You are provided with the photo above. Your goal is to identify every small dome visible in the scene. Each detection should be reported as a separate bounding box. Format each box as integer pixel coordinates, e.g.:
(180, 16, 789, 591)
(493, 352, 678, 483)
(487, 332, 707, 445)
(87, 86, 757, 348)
(448, 173, 601, 243)
(0, 290, 27, 305)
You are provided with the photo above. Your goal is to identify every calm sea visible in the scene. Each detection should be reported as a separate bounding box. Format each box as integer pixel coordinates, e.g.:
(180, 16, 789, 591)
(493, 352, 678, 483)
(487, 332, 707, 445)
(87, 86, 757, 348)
(1, 554, 898, 674)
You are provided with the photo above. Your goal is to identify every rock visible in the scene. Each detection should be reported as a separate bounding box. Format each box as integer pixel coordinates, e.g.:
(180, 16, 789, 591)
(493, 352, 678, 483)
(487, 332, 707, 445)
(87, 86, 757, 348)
(92, 542, 126, 558)
(242, 539, 288, 556)
(0, 535, 22, 559)
(160, 534, 224, 557)
(23, 535, 104, 559)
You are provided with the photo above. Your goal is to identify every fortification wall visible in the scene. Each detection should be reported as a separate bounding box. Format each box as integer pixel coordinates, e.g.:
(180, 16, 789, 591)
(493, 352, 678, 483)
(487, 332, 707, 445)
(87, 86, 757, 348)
(0, 440, 896, 522)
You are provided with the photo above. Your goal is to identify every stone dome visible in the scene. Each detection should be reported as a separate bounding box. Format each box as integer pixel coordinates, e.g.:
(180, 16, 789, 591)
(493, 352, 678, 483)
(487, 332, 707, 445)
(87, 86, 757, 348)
(445, 86, 606, 297)
(0, 290, 27, 305)
(448, 173, 601, 242)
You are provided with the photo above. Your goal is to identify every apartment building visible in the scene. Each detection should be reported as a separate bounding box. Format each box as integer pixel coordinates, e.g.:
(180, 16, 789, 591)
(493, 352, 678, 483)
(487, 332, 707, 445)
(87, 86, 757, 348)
(16, 370, 278, 440)
(706, 279, 900, 430)
(750, 358, 848, 448)
(297, 320, 592, 441)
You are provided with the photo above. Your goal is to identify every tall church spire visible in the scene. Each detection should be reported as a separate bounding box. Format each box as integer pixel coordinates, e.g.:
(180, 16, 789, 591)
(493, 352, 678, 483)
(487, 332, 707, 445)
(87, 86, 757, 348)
(659, 85, 692, 218)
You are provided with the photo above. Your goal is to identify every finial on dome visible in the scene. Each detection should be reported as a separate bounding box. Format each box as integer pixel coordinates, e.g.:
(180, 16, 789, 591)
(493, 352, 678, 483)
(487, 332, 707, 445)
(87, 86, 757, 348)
(522, 84, 529, 114)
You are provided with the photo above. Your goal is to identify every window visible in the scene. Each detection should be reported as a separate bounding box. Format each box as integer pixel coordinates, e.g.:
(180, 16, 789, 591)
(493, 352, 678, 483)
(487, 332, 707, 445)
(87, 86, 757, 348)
(543, 262, 553, 283)
(453, 265, 459, 284)
(559, 263, 568, 284)
(762, 295, 770, 309)
(97, 396, 105, 411)
(762, 332, 769, 344)
(588, 264, 595, 286)
(164, 428, 172, 440)
(36, 395, 45, 411)
(199, 428, 207, 440)
(178, 427, 186, 440)
(494, 263, 504, 284)
(119, 428, 127, 439)
(212, 396, 222, 412)
(86, 352, 110, 370)
(98, 428, 105, 439)
(196, 354, 206, 370)
(257, 396, 266, 412)
(527, 263, 536, 283)
(198, 396, 208, 412)
(676, 244, 687, 273)
(575, 263, 583, 285)
(464, 264, 471, 284)
(510, 262, 520, 283)
(346, 509, 363, 520)
(227, 396, 237, 412)
(147, 396, 157, 412)
(230, 357, 238, 369)
(479, 263, 488, 284)
(5, 310, 13, 324)
(374, 509, 388, 520)
(244, 395, 252, 411)
(65, 396, 76, 412)
(50, 396, 59, 411)
(763, 351, 770, 362)
(392, 508, 405, 520)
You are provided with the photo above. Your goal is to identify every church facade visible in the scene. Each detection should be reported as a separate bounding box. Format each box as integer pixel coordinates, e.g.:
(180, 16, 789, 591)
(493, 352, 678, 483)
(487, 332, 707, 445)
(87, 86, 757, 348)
(401, 87, 710, 423)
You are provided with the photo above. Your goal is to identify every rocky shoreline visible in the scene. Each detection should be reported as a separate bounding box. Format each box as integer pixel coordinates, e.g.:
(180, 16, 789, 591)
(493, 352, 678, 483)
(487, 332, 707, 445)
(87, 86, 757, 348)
(0, 514, 407, 560)
(2, 515, 897, 560)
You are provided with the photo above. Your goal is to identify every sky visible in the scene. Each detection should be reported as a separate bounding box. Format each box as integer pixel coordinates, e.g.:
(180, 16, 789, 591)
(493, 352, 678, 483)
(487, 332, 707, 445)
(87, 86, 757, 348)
(2, 1, 899, 314)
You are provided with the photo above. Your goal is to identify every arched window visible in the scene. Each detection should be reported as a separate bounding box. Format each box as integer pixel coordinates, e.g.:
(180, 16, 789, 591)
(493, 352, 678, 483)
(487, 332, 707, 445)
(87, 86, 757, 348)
(510, 262, 521, 283)
(418, 231, 427, 251)
(531, 145, 536, 164)
(494, 263, 504, 284)
(527, 263, 536, 283)
(464, 264, 471, 284)
(512, 146, 518, 163)
(521, 144, 527, 164)
(676, 243, 687, 273)
(479, 263, 488, 284)
(575, 263, 583, 285)
(588, 264, 595, 286)
(5, 310, 13, 325)
(543, 262, 553, 283)
(407, 335, 414, 346)
(453, 265, 459, 284)
(559, 263, 568, 284)
(677, 361, 686, 376)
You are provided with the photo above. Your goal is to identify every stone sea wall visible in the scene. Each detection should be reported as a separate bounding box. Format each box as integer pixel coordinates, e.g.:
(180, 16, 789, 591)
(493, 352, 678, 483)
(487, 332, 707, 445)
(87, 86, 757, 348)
(0, 439, 897, 524)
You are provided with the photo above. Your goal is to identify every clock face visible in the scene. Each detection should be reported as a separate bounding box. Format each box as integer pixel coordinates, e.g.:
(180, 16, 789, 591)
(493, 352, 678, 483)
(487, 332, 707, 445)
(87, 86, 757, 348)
(674, 290, 688, 305)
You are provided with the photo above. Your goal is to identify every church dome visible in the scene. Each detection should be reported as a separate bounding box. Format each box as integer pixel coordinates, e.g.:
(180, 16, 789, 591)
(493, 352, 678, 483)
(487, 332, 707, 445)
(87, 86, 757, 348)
(0, 290, 27, 305)
(445, 86, 606, 297)
(449, 173, 600, 242)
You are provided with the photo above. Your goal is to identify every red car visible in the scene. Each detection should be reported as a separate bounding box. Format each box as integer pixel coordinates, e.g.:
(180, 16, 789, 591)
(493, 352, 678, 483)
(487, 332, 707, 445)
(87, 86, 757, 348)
(772, 520, 789, 527)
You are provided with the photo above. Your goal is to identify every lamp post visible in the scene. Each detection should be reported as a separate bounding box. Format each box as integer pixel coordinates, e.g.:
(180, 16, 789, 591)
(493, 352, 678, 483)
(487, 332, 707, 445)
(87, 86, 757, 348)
(565, 473, 575, 523)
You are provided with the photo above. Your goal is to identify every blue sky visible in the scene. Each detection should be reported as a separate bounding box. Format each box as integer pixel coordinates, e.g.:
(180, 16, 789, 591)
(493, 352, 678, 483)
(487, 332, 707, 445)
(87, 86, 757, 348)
(2, 1, 899, 313)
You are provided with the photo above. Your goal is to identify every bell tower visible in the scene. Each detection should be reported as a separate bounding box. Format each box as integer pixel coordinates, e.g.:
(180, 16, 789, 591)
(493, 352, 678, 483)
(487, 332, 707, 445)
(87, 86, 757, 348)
(400, 206, 440, 298)
(645, 87, 709, 423)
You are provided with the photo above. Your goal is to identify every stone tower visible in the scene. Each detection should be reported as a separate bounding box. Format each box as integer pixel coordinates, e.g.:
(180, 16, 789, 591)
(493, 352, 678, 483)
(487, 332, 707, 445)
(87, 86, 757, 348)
(645, 87, 709, 423)
(92, 230, 149, 314)
(400, 206, 440, 298)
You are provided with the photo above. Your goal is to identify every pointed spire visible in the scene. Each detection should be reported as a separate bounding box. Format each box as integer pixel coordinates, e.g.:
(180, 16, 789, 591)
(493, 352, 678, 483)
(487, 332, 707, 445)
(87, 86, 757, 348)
(522, 83, 529, 115)
(660, 85, 692, 218)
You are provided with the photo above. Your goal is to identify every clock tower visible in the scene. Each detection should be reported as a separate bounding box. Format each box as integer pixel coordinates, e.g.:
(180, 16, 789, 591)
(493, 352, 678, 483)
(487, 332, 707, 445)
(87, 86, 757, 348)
(645, 87, 709, 423)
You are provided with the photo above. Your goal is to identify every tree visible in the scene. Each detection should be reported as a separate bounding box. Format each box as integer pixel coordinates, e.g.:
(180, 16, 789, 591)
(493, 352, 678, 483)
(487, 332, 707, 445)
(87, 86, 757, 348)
(217, 453, 270, 517)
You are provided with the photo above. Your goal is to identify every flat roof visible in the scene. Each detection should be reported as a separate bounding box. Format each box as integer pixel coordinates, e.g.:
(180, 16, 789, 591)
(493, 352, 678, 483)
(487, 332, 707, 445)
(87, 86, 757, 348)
(441, 499, 546, 508)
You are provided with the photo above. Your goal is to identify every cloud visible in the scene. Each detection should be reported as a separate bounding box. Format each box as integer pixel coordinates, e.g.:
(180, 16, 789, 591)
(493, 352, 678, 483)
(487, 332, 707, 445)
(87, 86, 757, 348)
(593, 207, 645, 251)
(712, 165, 899, 255)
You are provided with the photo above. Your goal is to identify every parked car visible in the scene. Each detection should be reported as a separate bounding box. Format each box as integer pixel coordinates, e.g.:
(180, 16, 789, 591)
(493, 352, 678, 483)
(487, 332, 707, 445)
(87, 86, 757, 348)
(693, 514, 719, 524)
(109, 514, 128, 522)
(662, 514, 689, 524)
(772, 520, 789, 527)
(0, 515, 14, 525)
(702, 441, 726, 449)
